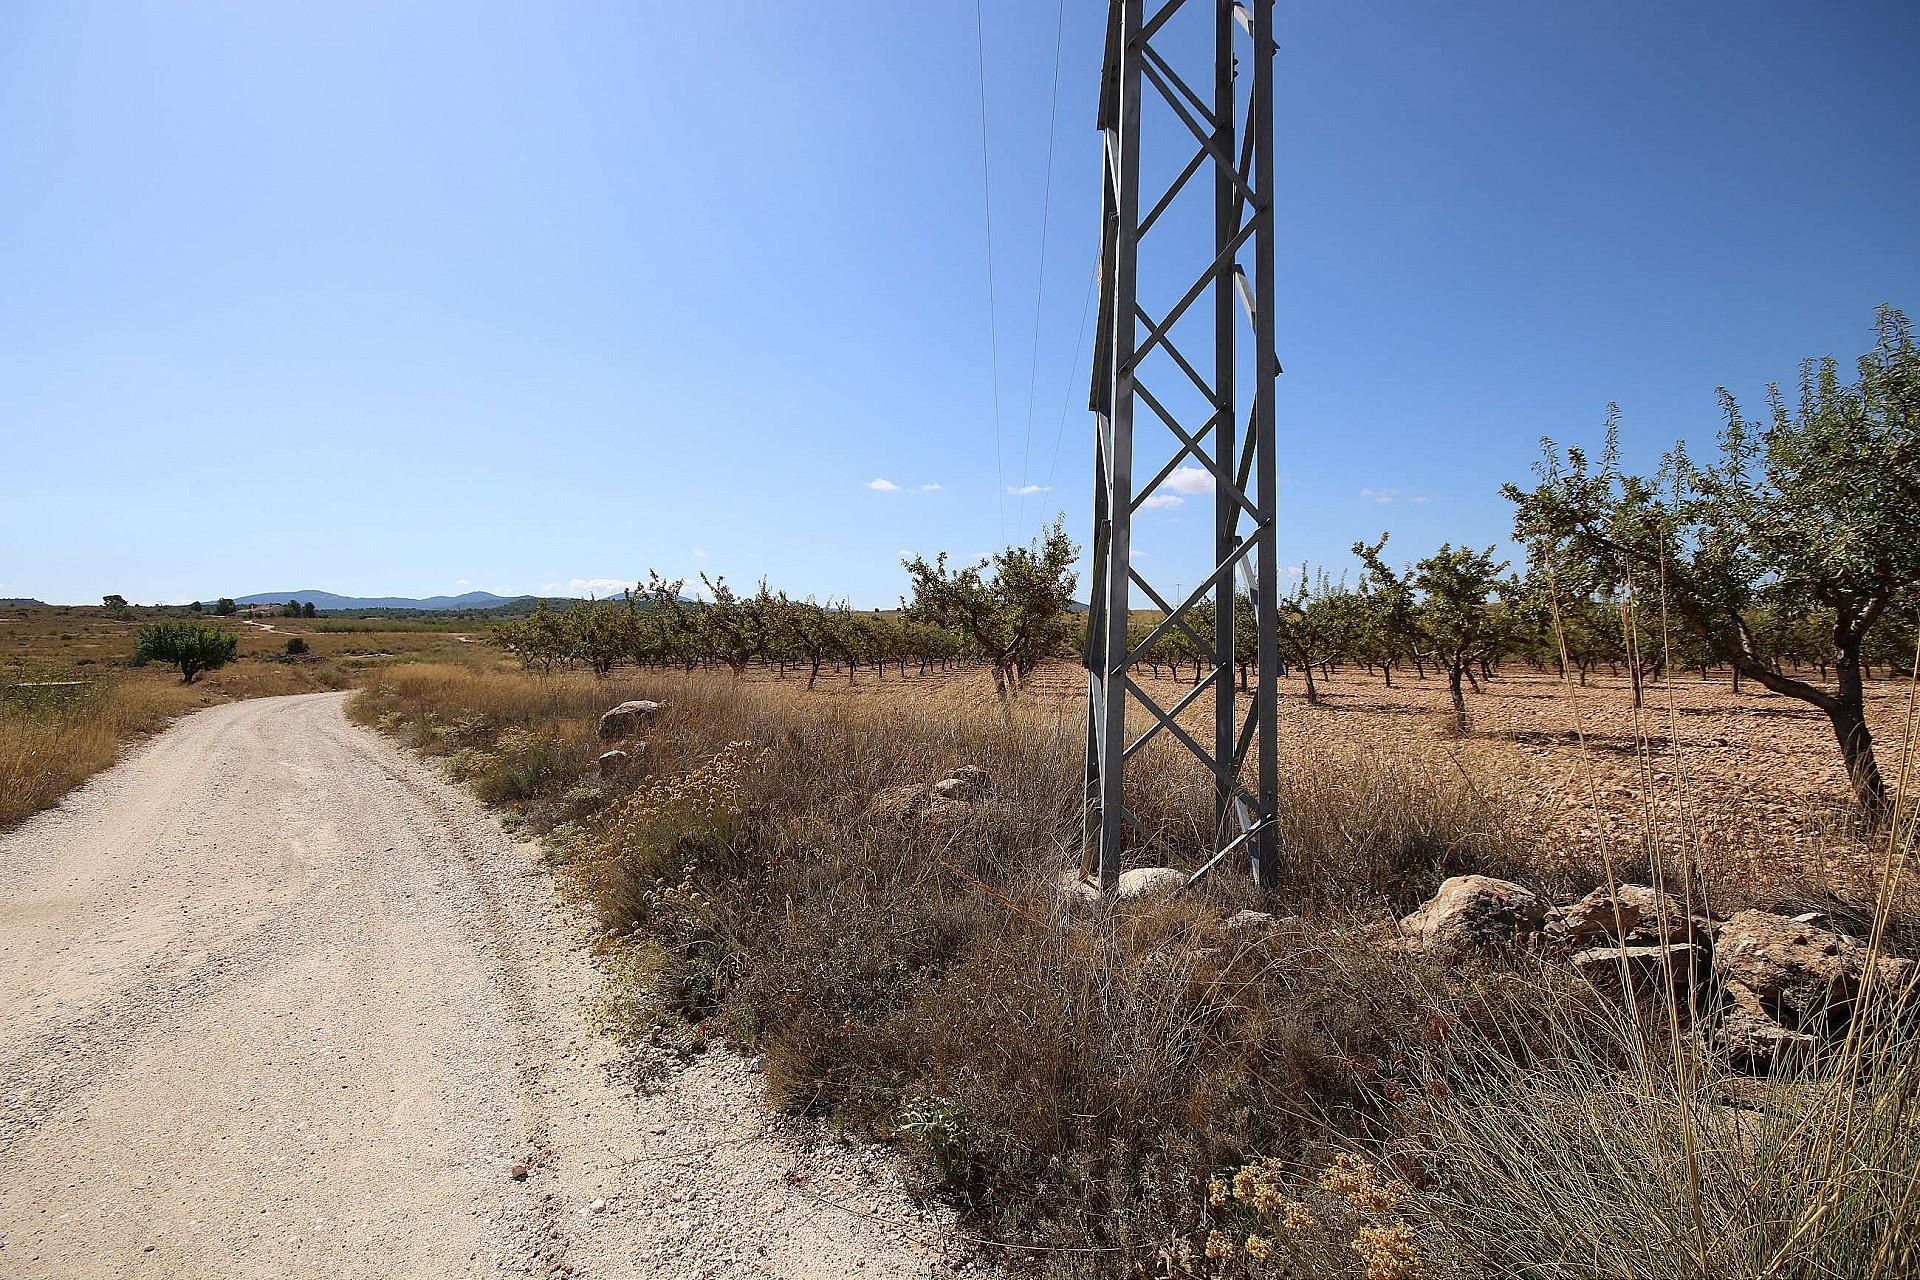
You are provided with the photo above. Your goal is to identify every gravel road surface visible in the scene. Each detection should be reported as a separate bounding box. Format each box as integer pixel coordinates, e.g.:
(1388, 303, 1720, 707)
(0, 692, 964, 1279)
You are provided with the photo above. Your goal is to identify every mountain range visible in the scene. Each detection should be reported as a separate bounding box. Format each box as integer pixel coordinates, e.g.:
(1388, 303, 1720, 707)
(231, 590, 534, 612)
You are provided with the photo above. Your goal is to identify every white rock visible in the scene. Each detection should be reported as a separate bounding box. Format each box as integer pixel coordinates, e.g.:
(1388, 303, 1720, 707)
(1113, 867, 1186, 903)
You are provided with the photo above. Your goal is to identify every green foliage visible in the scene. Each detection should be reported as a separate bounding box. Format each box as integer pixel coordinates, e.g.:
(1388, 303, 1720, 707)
(212, 598, 237, 616)
(1356, 534, 1512, 729)
(901, 517, 1080, 702)
(281, 600, 302, 617)
(102, 593, 132, 620)
(133, 620, 239, 684)
(1276, 569, 1358, 704)
(285, 637, 309, 655)
(1506, 305, 1920, 810)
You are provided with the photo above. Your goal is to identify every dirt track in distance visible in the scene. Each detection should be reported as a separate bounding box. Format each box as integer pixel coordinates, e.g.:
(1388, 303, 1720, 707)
(0, 692, 962, 1280)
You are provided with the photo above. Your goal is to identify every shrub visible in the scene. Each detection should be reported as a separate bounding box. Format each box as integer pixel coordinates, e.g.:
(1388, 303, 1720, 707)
(285, 637, 310, 656)
(133, 620, 239, 684)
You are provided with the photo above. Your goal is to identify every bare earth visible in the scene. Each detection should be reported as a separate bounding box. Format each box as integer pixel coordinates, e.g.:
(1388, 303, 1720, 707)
(0, 692, 961, 1280)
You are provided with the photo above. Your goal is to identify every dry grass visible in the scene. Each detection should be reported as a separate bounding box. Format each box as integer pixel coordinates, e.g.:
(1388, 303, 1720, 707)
(356, 658, 1920, 1278)
(353, 665, 1559, 1272)
(0, 603, 485, 832)
(0, 680, 194, 828)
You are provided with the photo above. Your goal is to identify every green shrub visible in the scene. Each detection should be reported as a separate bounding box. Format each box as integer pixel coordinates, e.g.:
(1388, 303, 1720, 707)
(133, 620, 238, 684)
(284, 637, 310, 655)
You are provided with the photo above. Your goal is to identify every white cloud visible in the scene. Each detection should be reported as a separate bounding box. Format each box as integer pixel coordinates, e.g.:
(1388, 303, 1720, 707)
(692, 548, 709, 559)
(867, 477, 900, 491)
(1360, 487, 1403, 503)
(455, 578, 470, 588)
(1007, 483, 1050, 496)
(539, 577, 632, 598)
(920, 483, 943, 491)
(1166, 466, 1213, 496)
(1140, 493, 1184, 510)
(1410, 495, 1430, 504)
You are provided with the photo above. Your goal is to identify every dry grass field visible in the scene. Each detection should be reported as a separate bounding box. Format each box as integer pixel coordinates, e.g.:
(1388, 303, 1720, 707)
(354, 655, 1919, 1277)
(0, 603, 486, 830)
(593, 657, 1920, 921)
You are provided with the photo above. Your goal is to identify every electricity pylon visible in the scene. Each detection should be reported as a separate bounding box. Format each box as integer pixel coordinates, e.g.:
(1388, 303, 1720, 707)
(1084, 0, 1279, 888)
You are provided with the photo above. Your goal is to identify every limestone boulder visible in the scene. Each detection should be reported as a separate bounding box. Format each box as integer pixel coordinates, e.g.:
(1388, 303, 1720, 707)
(1399, 875, 1546, 959)
(1713, 980, 1817, 1072)
(1571, 942, 1706, 994)
(864, 783, 970, 828)
(1550, 884, 1706, 948)
(935, 765, 992, 800)
(597, 700, 661, 741)
(1713, 909, 1914, 1029)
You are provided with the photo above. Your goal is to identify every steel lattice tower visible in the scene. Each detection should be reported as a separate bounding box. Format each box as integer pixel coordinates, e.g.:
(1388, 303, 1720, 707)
(1085, 0, 1279, 888)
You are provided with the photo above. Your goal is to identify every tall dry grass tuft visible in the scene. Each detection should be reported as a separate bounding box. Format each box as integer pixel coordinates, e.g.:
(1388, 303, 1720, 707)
(1403, 984, 1920, 1280)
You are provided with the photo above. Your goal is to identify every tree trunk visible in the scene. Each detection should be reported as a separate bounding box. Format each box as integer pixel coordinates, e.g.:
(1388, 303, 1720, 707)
(1447, 664, 1468, 732)
(989, 662, 1013, 726)
(1303, 662, 1319, 705)
(1832, 649, 1888, 816)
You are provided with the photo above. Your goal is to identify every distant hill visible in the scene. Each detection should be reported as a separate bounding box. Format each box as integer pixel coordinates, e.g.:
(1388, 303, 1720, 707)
(232, 590, 534, 613)
(0, 598, 48, 607)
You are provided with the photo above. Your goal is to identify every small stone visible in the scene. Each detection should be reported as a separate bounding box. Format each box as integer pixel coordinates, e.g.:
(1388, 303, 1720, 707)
(509, 1163, 530, 1181)
(597, 749, 630, 780)
(931, 777, 974, 801)
(935, 765, 992, 800)
(1223, 909, 1276, 933)
(1113, 866, 1186, 903)
(589, 1198, 607, 1214)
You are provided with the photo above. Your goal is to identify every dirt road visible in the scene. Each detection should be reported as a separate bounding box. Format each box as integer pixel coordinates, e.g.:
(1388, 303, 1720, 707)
(0, 692, 960, 1279)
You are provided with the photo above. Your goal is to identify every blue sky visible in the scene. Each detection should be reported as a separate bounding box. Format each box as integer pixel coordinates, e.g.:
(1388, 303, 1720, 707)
(3, 1, 1916, 607)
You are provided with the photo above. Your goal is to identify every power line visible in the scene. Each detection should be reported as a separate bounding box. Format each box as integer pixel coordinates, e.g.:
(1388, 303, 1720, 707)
(1016, 0, 1069, 534)
(972, 0, 1006, 541)
(1042, 260, 1098, 496)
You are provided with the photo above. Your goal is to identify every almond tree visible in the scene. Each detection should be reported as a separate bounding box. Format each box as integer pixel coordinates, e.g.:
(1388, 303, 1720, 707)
(1275, 568, 1356, 704)
(1507, 306, 1920, 815)
(902, 519, 1079, 707)
(134, 620, 238, 684)
(1356, 535, 1512, 731)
